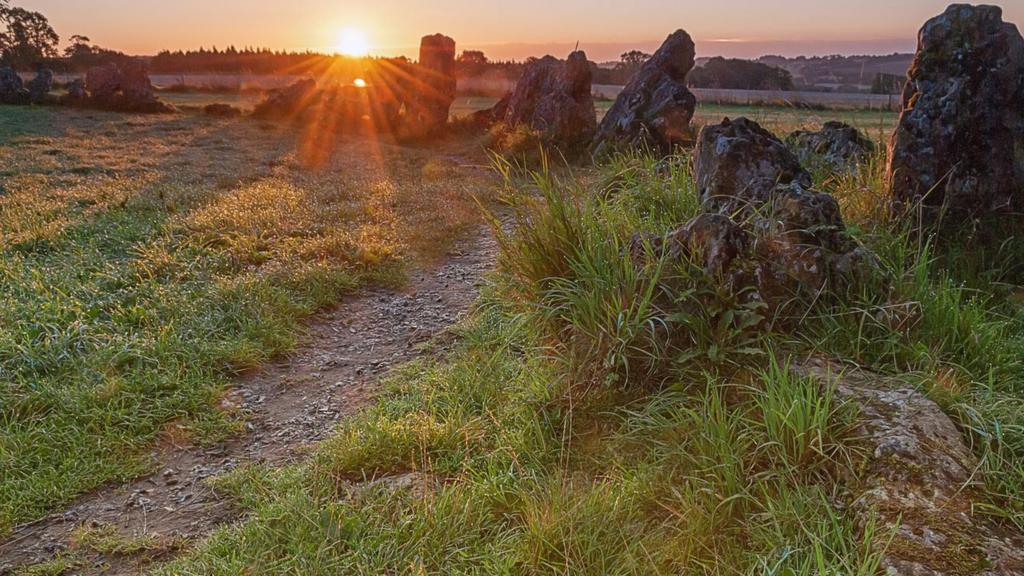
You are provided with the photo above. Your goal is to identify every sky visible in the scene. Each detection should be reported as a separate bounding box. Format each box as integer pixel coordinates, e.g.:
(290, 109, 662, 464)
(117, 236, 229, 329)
(19, 0, 1024, 61)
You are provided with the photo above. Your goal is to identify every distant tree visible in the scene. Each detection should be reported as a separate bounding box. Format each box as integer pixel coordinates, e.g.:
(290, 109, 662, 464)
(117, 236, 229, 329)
(456, 49, 489, 77)
(0, 5, 59, 69)
(688, 57, 794, 91)
(619, 50, 649, 67)
(63, 34, 90, 58)
(615, 50, 650, 79)
(871, 72, 904, 95)
(458, 50, 488, 65)
(62, 35, 128, 71)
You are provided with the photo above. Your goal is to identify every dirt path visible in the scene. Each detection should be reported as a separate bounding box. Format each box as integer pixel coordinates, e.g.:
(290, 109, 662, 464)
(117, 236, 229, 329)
(0, 224, 499, 575)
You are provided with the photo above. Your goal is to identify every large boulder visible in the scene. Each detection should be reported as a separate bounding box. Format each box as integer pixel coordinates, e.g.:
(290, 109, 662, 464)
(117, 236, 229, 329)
(252, 79, 317, 119)
(63, 79, 87, 103)
(26, 68, 54, 104)
(404, 33, 457, 133)
(84, 61, 174, 113)
(695, 117, 812, 215)
(887, 4, 1024, 228)
(494, 51, 597, 149)
(592, 30, 698, 155)
(203, 103, 242, 118)
(0, 67, 28, 105)
(786, 121, 876, 171)
(469, 92, 509, 128)
(646, 117, 873, 313)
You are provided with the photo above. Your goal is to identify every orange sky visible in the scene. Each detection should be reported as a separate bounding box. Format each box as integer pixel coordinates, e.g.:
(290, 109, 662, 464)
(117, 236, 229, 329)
(20, 0, 1024, 61)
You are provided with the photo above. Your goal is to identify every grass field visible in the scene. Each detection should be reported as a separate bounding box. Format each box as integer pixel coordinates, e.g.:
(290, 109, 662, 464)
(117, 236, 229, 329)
(0, 105, 495, 534)
(6, 102, 1018, 575)
(156, 149, 1024, 574)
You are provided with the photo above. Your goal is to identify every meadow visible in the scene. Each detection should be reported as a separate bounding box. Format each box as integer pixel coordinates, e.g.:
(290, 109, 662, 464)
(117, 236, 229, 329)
(155, 146, 1024, 574)
(0, 105, 495, 535)
(4, 102, 1019, 576)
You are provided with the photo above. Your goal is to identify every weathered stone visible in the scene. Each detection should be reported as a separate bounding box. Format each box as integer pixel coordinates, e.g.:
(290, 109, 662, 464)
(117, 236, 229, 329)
(0, 67, 28, 105)
(887, 4, 1024, 228)
(84, 61, 174, 113)
(673, 214, 749, 275)
(786, 121, 876, 171)
(203, 103, 242, 118)
(469, 92, 509, 128)
(798, 359, 1024, 576)
(252, 80, 401, 135)
(629, 213, 749, 278)
(496, 51, 596, 148)
(695, 116, 811, 215)
(63, 79, 87, 103)
(656, 117, 873, 312)
(404, 34, 457, 133)
(593, 30, 698, 155)
(252, 79, 317, 119)
(26, 68, 54, 104)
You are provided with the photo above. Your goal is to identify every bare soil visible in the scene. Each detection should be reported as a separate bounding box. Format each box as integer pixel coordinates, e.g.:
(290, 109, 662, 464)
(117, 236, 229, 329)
(0, 224, 498, 575)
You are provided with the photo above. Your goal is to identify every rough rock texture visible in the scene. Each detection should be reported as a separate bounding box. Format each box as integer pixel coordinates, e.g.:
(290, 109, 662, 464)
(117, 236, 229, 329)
(203, 103, 242, 118)
(469, 92, 509, 128)
(252, 79, 318, 119)
(404, 34, 457, 133)
(592, 30, 698, 155)
(695, 116, 812, 215)
(786, 121, 876, 171)
(496, 51, 597, 148)
(887, 4, 1024, 227)
(644, 213, 750, 276)
(0, 67, 28, 105)
(83, 61, 174, 113)
(252, 80, 401, 135)
(798, 359, 1024, 576)
(64, 79, 87, 102)
(26, 68, 54, 104)
(646, 117, 874, 312)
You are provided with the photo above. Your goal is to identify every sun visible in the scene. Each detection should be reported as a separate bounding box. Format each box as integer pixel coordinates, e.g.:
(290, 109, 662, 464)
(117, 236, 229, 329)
(336, 27, 370, 57)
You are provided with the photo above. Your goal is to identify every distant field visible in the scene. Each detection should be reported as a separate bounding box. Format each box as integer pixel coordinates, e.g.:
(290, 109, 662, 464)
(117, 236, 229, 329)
(109, 91, 902, 139)
(448, 95, 898, 137)
(158, 91, 264, 111)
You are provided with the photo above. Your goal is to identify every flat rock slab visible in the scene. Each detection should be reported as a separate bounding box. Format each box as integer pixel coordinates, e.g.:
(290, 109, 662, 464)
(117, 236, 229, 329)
(797, 358, 1024, 576)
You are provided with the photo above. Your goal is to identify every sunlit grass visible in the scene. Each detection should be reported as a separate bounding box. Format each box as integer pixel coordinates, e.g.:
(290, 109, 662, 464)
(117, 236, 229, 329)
(0, 106, 494, 533)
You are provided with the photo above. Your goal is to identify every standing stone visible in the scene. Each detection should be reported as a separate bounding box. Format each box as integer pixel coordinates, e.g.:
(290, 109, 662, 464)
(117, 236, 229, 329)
(592, 30, 698, 155)
(406, 33, 457, 133)
(498, 51, 596, 148)
(887, 4, 1024, 227)
(64, 79, 87, 103)
(695, 116, 812, 215)
(671, 117, 872, 312)
(0, 67, 28, 105)
(252, 79, 318, 119)
(85, 61, 173, 113)
(786, 121, 876, 171)
(26, 68, 54, 104)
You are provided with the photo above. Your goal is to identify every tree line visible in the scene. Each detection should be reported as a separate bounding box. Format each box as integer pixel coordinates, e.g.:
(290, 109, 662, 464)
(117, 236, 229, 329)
(0, 0, 806, 94)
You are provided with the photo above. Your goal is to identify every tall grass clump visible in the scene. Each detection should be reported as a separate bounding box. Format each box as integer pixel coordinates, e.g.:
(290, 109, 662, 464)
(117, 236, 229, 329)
(491, 151, 765, 389)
